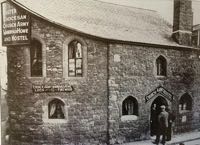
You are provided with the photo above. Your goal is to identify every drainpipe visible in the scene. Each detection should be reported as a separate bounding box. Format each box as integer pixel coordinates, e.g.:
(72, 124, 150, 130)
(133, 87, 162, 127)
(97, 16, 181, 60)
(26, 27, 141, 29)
(106, 42, 110, 145)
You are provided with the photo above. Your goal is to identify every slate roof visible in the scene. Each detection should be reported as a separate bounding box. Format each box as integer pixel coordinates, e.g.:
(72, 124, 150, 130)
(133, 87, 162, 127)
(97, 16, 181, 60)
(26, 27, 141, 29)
(11, 0, 188, 47)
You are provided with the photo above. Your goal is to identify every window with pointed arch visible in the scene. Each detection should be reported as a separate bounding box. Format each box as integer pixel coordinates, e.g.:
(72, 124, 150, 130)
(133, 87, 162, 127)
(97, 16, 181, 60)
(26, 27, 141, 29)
(179, 93, 192, 112)
(30, 38, 42, 77)
(156, 55, 167, 76)
(68, 40, 83, 77)
(122, 96, 138, 116)
(48, 99, 65, 119)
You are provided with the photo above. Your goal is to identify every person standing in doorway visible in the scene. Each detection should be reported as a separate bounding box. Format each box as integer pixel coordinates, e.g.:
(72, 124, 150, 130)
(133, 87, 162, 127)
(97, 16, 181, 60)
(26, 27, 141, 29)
(151, 104, 159, 136)
(166, 107, 176, 141)
(153, 105, 169, 145)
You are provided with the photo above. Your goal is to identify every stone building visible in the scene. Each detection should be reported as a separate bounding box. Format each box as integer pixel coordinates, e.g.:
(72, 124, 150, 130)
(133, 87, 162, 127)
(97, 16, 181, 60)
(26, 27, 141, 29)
(2, 0, 200, 144)
(192, 24, 200, 48)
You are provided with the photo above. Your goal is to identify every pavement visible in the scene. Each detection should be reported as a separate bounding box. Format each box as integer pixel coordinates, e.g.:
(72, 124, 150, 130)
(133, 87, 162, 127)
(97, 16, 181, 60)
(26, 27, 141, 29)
(124, 131, 200, 145)
(183, 139, 200, 145)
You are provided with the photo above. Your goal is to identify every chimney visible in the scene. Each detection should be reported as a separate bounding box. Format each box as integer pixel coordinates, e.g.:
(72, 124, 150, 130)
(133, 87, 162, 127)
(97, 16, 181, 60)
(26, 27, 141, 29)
(172, 0, 193, 46)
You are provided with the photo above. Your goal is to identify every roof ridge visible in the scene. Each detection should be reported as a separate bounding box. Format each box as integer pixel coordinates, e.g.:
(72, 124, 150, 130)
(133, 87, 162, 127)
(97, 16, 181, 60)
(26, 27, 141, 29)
(155, 12, 173, 27)
(92, 0, 157, 12)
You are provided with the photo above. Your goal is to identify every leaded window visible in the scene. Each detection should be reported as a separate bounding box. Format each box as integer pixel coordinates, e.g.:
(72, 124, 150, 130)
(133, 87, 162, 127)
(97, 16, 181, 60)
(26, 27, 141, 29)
(68, 40, 83, 77)
(30, 39, 42, 77)
(48, 99, 65, 119)
(122, 96, 138, 116)
(179, 93, 192, 111)
(156, 56, 167, 76)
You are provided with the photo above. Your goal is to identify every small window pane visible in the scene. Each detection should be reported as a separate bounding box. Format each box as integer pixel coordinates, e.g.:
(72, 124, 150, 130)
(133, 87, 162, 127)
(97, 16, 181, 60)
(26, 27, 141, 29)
(76, 58, 82, 68)
(76, 43, 82, 58)
(76, 69, 82, 76)
(69, 46, 76, 59)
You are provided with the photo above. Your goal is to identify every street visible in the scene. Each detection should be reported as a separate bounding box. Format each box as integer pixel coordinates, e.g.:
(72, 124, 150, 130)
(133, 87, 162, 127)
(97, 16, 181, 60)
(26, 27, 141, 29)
(177, 139, 200, 145)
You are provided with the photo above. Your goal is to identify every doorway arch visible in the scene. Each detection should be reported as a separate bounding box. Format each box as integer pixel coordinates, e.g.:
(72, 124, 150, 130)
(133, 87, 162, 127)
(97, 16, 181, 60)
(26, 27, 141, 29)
(150, 96, 168, 136)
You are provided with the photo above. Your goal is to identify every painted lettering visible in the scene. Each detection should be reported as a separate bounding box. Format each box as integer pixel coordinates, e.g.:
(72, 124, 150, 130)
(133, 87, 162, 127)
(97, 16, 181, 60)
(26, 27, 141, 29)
(5, 16, 16, 22)
(3, 28, 28, 35)
(4, 36, 11, 42)
(16, 15, 26, 20)
(17, 22, 29, 27)
(5, 8, 17, 15)
(11, 35, 28, 41)
(3, 23, 16, 29)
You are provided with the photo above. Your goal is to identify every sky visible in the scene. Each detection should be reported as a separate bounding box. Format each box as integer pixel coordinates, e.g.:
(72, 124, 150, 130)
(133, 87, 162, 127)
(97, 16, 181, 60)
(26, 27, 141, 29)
(0, 0, 200, 87)
(99, 0, 200, 25)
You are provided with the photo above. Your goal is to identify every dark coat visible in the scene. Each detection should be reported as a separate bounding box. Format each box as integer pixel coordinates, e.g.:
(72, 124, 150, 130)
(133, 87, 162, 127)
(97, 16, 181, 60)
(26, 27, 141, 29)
(158, 111, 169, 131)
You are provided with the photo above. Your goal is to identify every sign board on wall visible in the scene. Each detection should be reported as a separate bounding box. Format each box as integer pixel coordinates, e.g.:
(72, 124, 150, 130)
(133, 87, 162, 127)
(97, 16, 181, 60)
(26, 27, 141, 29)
(32, 84, 73, 93)
(145, 86, 173, 103)
(1, 1, 31, 46)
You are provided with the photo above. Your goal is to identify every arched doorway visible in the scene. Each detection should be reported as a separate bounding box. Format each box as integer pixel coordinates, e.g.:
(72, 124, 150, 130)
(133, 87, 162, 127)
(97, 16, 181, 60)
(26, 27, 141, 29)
(150, 96, 168, 136)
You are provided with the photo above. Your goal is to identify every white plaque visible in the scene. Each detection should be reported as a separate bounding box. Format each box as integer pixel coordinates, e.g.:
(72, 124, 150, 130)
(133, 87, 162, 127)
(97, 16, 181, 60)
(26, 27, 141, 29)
(114, 54, 120, 62)
(181, 115, 187, 123)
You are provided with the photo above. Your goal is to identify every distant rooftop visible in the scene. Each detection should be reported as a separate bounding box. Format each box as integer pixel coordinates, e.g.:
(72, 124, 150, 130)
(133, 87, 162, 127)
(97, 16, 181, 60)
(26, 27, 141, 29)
(10, 0, 185, 47)
(193, 24, 200, 31)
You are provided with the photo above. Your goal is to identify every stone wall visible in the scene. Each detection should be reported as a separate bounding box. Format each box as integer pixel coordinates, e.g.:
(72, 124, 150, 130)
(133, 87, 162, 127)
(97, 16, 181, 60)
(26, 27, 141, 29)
(108, 43, 200, 144)
(7, 16, 109, 145)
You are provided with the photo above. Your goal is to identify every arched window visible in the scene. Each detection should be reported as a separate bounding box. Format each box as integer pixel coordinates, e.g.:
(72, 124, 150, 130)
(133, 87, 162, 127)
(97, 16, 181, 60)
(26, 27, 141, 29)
(48, 99, 65, 119)
(30, 39, 42, 77)
(156, 56, 167, 76)
(122, 96, 138, 116)
(68, 40, 83, 77)
(179, 93, 192, 111)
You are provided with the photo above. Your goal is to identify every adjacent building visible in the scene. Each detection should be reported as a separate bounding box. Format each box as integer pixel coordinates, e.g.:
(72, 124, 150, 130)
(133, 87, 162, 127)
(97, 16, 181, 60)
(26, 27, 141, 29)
(192, 24, 200, 48)
(1, 0, 200, 144)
